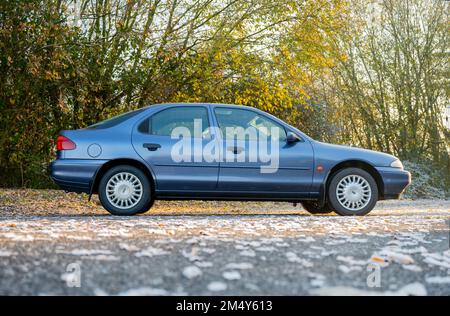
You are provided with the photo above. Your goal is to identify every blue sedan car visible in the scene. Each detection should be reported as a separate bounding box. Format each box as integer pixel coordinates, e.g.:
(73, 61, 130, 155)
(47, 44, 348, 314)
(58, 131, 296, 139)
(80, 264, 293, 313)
(50, 103, 411, 216)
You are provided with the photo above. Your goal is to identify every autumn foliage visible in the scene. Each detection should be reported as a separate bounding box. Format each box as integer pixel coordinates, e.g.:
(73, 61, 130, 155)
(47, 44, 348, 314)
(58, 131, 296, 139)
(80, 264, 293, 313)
(0, 0, 448, 190)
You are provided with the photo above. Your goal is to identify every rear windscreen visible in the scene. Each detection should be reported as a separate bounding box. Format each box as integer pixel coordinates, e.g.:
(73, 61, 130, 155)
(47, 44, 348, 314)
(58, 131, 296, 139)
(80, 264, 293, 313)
(87, 108, 145, 129)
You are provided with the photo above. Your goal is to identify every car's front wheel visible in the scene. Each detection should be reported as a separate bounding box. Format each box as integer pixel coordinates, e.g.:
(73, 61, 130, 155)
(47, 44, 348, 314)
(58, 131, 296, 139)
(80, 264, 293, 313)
(328, 168, 378, 216)
(98, 165, 153, 216)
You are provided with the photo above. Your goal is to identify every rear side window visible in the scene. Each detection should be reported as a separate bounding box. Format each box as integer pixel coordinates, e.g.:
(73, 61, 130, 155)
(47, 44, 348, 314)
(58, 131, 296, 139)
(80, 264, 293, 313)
(138, 107, 211, 139)
(87, 108, 145, 129)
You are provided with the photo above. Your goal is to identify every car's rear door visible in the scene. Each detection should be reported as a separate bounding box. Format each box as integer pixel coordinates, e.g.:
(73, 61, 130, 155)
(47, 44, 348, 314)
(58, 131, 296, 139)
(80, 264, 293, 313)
(213, 106, 314, 196)
(132, 106, 219, 191)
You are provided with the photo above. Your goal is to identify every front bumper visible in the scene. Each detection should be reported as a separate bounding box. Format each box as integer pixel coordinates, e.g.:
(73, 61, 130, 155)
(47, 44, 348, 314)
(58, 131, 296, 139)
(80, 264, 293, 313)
(375, 167, 411, 199)
(49, 159, 107, 193)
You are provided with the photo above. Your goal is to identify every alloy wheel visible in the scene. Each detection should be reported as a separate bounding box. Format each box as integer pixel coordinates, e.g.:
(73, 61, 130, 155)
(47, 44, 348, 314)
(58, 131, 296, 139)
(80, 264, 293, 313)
(336, 174, 371, 211)
(105, 172, 143, 209)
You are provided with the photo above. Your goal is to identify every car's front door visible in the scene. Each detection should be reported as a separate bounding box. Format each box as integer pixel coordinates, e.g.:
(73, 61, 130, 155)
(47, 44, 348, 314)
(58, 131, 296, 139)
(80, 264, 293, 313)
(213, 107, 314, 196)
(132, 106, 219, 191)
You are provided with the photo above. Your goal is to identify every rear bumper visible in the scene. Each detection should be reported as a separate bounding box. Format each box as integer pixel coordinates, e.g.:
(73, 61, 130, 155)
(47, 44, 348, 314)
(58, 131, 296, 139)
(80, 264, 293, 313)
(49, 159, 107, 193)
(375, 167, 411, 199)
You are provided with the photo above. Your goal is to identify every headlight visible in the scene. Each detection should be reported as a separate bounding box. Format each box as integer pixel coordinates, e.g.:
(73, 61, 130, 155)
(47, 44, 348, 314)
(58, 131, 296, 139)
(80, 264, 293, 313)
(390, 159, 403, 169)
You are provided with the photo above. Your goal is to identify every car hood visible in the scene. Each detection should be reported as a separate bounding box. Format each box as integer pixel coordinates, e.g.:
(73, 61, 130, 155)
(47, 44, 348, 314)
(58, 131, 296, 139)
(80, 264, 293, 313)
(312, 141, 398, 167)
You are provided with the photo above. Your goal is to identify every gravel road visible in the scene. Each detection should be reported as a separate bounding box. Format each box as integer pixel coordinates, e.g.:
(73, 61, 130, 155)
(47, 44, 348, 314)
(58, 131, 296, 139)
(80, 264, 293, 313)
(0, 190, 449, 296)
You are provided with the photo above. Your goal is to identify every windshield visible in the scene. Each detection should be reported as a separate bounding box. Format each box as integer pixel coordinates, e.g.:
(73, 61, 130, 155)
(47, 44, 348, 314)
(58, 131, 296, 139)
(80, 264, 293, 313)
(87, 108, 145, 129)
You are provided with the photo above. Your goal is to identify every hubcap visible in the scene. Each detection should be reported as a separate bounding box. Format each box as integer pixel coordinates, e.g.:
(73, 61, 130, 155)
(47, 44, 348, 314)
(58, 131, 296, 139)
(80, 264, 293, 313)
(106, 172, 143, 209)
(336, 175, 371, 211)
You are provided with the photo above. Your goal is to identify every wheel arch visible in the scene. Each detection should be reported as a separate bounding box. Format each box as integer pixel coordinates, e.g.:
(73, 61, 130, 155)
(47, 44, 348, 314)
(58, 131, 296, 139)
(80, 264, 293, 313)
(321, 160, 384, 204)
(89, 158, 156, 199)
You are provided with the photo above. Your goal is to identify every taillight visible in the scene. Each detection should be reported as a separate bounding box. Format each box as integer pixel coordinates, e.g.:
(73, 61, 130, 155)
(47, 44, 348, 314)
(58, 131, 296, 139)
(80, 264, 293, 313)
(56, 135, 76, 151)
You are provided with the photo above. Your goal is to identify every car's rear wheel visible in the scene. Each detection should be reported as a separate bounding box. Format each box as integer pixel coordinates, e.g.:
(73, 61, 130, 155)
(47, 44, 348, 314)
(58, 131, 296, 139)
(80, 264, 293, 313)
(98, 165, 153, 216)
(301, 201, 334, 214)
(328, 168, 378, 216)
(137, 199, 155, 214)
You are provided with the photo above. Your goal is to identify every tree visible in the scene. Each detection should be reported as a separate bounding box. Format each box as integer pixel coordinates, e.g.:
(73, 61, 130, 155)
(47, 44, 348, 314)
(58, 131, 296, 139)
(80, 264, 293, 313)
(329, 0, 449, 161)
(0, 0, 348, 187)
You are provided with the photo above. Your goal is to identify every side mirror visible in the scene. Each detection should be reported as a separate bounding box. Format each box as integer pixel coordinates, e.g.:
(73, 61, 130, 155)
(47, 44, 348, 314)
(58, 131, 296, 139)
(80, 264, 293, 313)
(286, 131, 301, 143)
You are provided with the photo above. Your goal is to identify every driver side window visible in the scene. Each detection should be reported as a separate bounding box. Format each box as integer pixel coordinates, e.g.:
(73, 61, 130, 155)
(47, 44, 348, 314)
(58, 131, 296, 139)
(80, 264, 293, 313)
(214, 108, 287, 142)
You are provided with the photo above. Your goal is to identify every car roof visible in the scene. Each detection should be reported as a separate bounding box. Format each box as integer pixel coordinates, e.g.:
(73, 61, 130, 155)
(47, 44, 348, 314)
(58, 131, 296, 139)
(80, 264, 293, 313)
(148, 102, 254, 109)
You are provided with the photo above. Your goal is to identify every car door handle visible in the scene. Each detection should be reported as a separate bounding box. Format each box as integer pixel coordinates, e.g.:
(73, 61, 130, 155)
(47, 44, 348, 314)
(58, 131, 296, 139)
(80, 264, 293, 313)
(227, 146, 244, 154)
(143, 143, 161, 151)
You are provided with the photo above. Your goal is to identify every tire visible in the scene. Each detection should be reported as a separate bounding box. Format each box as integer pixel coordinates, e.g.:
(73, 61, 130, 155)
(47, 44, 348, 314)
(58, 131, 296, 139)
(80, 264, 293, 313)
(137, 199, 155, 214)
(98, 165, 153, 216)
(328, 167, 378, 216)
(301, 201, 334, 214)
